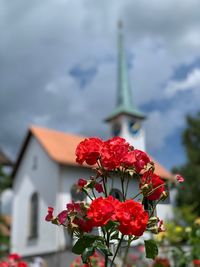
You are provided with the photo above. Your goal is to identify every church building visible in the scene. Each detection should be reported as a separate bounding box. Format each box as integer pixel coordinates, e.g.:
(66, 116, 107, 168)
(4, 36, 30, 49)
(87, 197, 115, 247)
(10, 26, 174, 267)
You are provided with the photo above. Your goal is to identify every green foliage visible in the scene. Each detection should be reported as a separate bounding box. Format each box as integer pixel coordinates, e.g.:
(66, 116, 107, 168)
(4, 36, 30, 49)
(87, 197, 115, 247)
(0, 165, 12, 257)
(0, 165, 12, 192)
(173, 112, 200, 216)
(144, 239, 158, 259)
(72, 234, 112, 264)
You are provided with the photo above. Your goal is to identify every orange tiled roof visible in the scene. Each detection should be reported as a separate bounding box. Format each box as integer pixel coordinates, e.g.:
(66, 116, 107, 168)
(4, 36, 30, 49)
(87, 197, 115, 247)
(30, 126, 174, 181)
(30, 126, 85, 166)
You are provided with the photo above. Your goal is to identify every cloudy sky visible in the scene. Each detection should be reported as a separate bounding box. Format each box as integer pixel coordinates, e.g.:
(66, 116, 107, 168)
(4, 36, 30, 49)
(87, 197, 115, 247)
(1, 0, 200, 170)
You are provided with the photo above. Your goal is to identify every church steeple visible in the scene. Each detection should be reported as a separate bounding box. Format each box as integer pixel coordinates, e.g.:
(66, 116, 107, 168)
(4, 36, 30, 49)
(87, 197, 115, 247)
(105, 21, 145, 122)
(105, 22, 146, 151)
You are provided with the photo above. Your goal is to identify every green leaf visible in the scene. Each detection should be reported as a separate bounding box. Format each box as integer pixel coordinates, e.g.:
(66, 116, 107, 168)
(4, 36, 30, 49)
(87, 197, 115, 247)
(72, 238, 86, 254)
(144, 239, 158, 259)
(97, 244, 112, 256)
(72, 235, 97, 255)
(81, 247, 95, 263)
(110, 231, 119, 240)
(104, 220, 119, 232)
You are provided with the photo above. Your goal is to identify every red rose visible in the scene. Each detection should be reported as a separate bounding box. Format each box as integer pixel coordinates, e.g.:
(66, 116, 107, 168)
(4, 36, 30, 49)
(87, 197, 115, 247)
(133, 149, 150, 173)
(76, 137, 103, 165)
(101, 137, 131, 170)
(45, 207, 54, 221)
(193, 259, 200, 266)
(122, 150, 136, 168)
(116, 199, 149, 236)
(87, 196, 120, 227)
(140, 171, 165, 201)
(8, 254, 21, 261)
(18, 262, 28, 267)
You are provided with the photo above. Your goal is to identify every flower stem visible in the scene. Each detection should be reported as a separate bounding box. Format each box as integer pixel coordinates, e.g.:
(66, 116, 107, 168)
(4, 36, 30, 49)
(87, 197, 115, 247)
(124, 175, 130, 199)
(122, 236, 131, 265)
(110, 235, 124, 267)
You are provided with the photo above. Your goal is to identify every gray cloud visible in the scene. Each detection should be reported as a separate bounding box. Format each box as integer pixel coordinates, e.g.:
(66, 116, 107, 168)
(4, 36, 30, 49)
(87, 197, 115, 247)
(0, 0, 200, 168)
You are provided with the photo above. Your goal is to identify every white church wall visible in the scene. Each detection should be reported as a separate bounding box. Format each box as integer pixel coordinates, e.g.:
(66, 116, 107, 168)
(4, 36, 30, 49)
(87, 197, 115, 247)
(110, 115, 146, 151)
(58, 165, 92, 248)
(11, 136, 61, 256)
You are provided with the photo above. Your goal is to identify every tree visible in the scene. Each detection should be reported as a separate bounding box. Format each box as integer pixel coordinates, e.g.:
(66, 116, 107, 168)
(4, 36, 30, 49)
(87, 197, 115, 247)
(173, 112, 200, 217)
(0, 165, 12, 257)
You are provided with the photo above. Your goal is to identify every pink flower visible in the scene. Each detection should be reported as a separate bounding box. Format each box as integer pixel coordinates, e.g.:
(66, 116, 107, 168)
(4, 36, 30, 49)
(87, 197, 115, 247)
(45, 207, 54, 221)
(57, 210, 68, 224)
(176, 174, 184, 183)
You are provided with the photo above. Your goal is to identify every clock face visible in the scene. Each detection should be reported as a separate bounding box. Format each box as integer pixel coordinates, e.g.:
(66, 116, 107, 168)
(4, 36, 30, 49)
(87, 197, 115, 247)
(129, 120, 141, 135)
(112, 123, 121, 136)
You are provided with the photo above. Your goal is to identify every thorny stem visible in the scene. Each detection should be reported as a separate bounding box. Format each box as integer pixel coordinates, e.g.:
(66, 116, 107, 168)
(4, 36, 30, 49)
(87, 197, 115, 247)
(149, 198, 162, 218)
(91, 188, 96, 199)
(132, 191, 142, 200)
(146, 183, 166, 197)
(84, 190, 93, 201)
(120, 168, 126, 201)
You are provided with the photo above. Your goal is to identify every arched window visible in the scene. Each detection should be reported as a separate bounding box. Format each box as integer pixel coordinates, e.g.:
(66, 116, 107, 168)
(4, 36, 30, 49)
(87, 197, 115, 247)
(109, 188, 123, 201)
(29, 192, 39, 239)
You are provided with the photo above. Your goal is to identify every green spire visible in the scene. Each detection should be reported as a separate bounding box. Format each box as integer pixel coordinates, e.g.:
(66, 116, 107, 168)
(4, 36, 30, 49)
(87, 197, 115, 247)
(105, 21, 145, 122)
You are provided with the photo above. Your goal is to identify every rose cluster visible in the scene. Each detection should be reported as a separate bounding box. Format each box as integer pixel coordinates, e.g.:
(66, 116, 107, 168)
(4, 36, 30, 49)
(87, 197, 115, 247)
(70, 252, 104, 267)
(0, 254, 28, 267)
(46, 196, 148, 236)
(76, 136, 166, 201)
(46, 136, 173, 265)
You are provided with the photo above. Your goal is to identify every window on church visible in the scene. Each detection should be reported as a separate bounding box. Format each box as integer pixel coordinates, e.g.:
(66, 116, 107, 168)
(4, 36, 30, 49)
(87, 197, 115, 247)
(109, 188, 123, 201)
(32, 156, 38, 170)
(70, 184, 86, 202)
(28, 192, 39, 239)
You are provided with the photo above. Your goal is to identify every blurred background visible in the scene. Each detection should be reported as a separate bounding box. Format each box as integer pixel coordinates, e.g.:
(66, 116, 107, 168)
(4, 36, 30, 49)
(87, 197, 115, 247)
(1, 0, 200, 266)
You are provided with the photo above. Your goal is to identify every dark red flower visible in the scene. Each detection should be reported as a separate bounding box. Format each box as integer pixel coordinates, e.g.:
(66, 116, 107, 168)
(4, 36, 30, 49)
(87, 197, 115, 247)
(116, 199, 148, 236)
(152, 257, 170, 267)
(57, 210, 68, 224)
(94, 183, 104, 193)
(45, 207, 54, 221)
(87, 196, 120, 227)
(140, 171, 165, 201)
(76, 137, 103, 165)
(74, 218, 93, 233)
(77, 178, 87, 188)
(133, 149, 151, 173)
